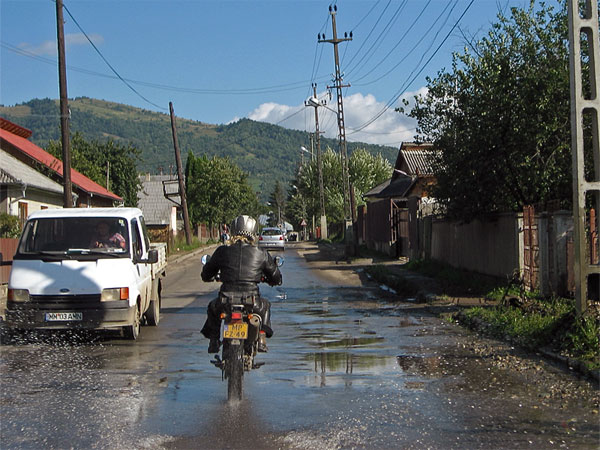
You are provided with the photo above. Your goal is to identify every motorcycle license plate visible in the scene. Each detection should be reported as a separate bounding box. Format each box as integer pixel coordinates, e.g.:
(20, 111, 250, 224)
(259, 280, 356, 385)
(224, 322, 248, 339)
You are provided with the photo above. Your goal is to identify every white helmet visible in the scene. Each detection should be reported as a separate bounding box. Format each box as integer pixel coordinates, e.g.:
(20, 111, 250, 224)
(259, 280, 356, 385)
(230, 215, 257, 239)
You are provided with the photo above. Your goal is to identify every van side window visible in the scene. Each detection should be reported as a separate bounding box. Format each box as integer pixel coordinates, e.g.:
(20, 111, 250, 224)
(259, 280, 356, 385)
(131, 219, 143, 259)
(139, 216, 151, 250)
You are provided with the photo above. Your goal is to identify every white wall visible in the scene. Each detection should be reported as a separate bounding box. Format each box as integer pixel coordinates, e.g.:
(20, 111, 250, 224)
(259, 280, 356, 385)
(3, 186, 63, 216)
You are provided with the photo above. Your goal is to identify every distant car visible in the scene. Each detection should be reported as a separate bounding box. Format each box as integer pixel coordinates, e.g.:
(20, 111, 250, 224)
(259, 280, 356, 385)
(258, 227, 285, 251)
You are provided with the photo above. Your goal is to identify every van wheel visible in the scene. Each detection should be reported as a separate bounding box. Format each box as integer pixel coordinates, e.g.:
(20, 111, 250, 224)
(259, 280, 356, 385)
(123, 302, 141, 340)
(145, 297, 160, 326)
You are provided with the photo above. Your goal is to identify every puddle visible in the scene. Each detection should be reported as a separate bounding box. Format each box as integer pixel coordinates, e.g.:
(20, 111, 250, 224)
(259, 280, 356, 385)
(317, 336, 384, 348)
(396, 354, 445, 378)
(308, 351, 393, 373)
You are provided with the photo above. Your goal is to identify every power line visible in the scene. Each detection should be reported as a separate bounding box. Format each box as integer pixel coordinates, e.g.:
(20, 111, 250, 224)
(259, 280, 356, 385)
(348, 0, 475, 135)
(350, 0, 385, 31)
(310, 14, 331, 85)
(341, 0, 396, 74)
(2, 39, 330, 97)
(354, 0, 457, 87)
(275, 106, 306, 125)
(59, 1, 166, 110)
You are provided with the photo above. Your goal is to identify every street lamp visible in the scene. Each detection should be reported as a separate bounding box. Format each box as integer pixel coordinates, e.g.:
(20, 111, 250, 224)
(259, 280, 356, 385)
(300, 145, 312, 166)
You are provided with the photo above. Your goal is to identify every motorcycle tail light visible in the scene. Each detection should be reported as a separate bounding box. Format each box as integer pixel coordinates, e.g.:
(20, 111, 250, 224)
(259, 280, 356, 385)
(259, 236, 263, 240)
(231, 312, 242, 320)
(279, 236, 284, 240)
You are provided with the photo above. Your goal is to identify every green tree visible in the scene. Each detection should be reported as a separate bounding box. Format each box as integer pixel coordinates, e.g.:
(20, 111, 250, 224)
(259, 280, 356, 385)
(268, 180, 287, 226)
(185, 152, 259, 228)
(291, 147, 392, 224)
(402, 1, 574, 221)
(47, 132, 142, 206)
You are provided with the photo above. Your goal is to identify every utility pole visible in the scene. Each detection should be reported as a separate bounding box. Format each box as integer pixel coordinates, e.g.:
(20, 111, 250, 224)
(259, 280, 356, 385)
(305, 83, 327, 239)
(169, 102, 192, 246)
(56, 0, 72, 208)
(106, 160, 110, 192)
(319, 4, 354, 252)
(568, 0, 600, 312)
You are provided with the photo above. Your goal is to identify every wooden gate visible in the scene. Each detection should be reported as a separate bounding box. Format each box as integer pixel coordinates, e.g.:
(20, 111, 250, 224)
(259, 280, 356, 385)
(0, 238, 19, 284)
(392, 200, 409, 257)
(523, 205, 539, 291)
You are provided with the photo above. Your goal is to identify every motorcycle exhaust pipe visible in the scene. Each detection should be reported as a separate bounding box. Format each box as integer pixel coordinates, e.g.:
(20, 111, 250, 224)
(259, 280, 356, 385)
(247, 314, 261, 343)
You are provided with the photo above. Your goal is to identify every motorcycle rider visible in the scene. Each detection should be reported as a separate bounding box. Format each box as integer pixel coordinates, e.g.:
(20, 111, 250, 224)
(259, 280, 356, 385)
(200, 215, 282, 354)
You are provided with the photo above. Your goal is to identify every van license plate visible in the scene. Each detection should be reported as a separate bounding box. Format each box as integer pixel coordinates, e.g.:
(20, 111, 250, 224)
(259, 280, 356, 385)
(45, 312, 83, 321)
(223, 323, 248, 339)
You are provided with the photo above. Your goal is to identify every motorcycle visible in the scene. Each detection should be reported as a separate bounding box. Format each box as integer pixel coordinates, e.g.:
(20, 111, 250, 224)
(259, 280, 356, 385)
(201, 253, 284, 401)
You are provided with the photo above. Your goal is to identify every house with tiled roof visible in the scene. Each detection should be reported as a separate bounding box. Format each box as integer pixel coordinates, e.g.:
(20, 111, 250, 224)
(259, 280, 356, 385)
(1, 150, 64, 224)
(0, 117, 123, 208)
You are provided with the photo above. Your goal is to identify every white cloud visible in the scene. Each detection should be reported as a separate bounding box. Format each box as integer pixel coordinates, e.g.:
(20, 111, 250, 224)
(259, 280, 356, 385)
(247, 87, 427, 147)
(19, 33, 104, 56)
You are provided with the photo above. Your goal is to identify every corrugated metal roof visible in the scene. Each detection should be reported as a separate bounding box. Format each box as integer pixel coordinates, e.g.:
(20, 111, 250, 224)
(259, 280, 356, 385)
(393, 142, 435, 178)
(0, 126, 122, 201)
(0, 150, 64, 194)
(392, 142, 433, 179)
(401, 149, 435, 175)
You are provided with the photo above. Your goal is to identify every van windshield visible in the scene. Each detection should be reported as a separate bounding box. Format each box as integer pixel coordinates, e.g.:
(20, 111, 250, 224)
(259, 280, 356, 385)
(16, 217, 129, 259)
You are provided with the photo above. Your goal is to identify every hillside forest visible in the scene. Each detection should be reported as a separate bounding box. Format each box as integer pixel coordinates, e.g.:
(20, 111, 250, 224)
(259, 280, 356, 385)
(0, 98, 397, 202)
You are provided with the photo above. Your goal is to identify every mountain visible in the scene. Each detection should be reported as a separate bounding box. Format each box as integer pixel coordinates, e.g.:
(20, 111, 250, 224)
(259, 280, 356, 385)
(0, 98, 398, 199)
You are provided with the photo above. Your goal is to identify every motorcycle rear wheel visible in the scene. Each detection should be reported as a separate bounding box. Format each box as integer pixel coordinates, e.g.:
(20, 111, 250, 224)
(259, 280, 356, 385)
(224, 340, 244, 401)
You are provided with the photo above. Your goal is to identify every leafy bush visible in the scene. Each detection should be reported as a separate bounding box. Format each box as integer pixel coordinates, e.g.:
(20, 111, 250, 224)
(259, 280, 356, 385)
(0, 213, 21, 238)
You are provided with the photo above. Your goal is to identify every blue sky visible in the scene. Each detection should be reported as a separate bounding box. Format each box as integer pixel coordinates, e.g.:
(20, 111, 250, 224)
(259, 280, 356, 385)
(1, 0, 544, 147)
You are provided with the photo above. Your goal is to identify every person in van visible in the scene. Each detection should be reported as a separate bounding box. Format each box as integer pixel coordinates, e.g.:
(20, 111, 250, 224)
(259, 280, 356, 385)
(90, 220, 126, 249)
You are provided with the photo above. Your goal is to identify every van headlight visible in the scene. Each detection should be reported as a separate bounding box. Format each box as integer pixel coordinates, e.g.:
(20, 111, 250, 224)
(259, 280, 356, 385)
(101, 288, 129, 302)
(8, 289, 30, 302)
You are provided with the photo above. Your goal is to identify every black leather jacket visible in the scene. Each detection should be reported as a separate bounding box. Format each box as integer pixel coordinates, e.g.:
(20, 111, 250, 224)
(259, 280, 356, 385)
(201, 241, 282, 293)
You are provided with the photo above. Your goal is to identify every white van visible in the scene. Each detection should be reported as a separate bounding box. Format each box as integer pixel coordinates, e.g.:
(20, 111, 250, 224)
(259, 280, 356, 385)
(5, 208, 167, 339)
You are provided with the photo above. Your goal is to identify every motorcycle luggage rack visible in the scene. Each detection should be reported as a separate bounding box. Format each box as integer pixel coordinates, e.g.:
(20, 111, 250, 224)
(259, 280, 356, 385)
(219, 292, 257, 306)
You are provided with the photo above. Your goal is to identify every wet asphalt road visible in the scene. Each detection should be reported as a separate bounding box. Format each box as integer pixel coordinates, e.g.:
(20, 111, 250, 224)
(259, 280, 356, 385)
(0, 245, 598, 449)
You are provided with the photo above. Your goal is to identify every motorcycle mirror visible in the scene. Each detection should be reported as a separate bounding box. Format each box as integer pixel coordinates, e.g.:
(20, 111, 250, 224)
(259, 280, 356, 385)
(201, 254, 211, 265)
(274, 256, 284, 267)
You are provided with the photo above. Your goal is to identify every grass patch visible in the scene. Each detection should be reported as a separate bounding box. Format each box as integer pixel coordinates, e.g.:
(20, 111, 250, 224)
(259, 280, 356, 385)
(357, 245, 389, 259)
(403, 259, 505, 298)
(384, 258, 598, 370)
(168, 236, 215, 256)
(364, 264, 421, 298)
(460, 298, 599, 370)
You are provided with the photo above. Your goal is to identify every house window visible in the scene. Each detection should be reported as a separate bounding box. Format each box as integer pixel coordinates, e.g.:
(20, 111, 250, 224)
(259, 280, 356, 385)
(18, 201, 28, 228)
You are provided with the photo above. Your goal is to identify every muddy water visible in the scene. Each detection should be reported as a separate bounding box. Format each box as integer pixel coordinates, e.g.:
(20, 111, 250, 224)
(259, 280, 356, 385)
(166, 249, 599, 449)
(0, 248, 598, 449)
